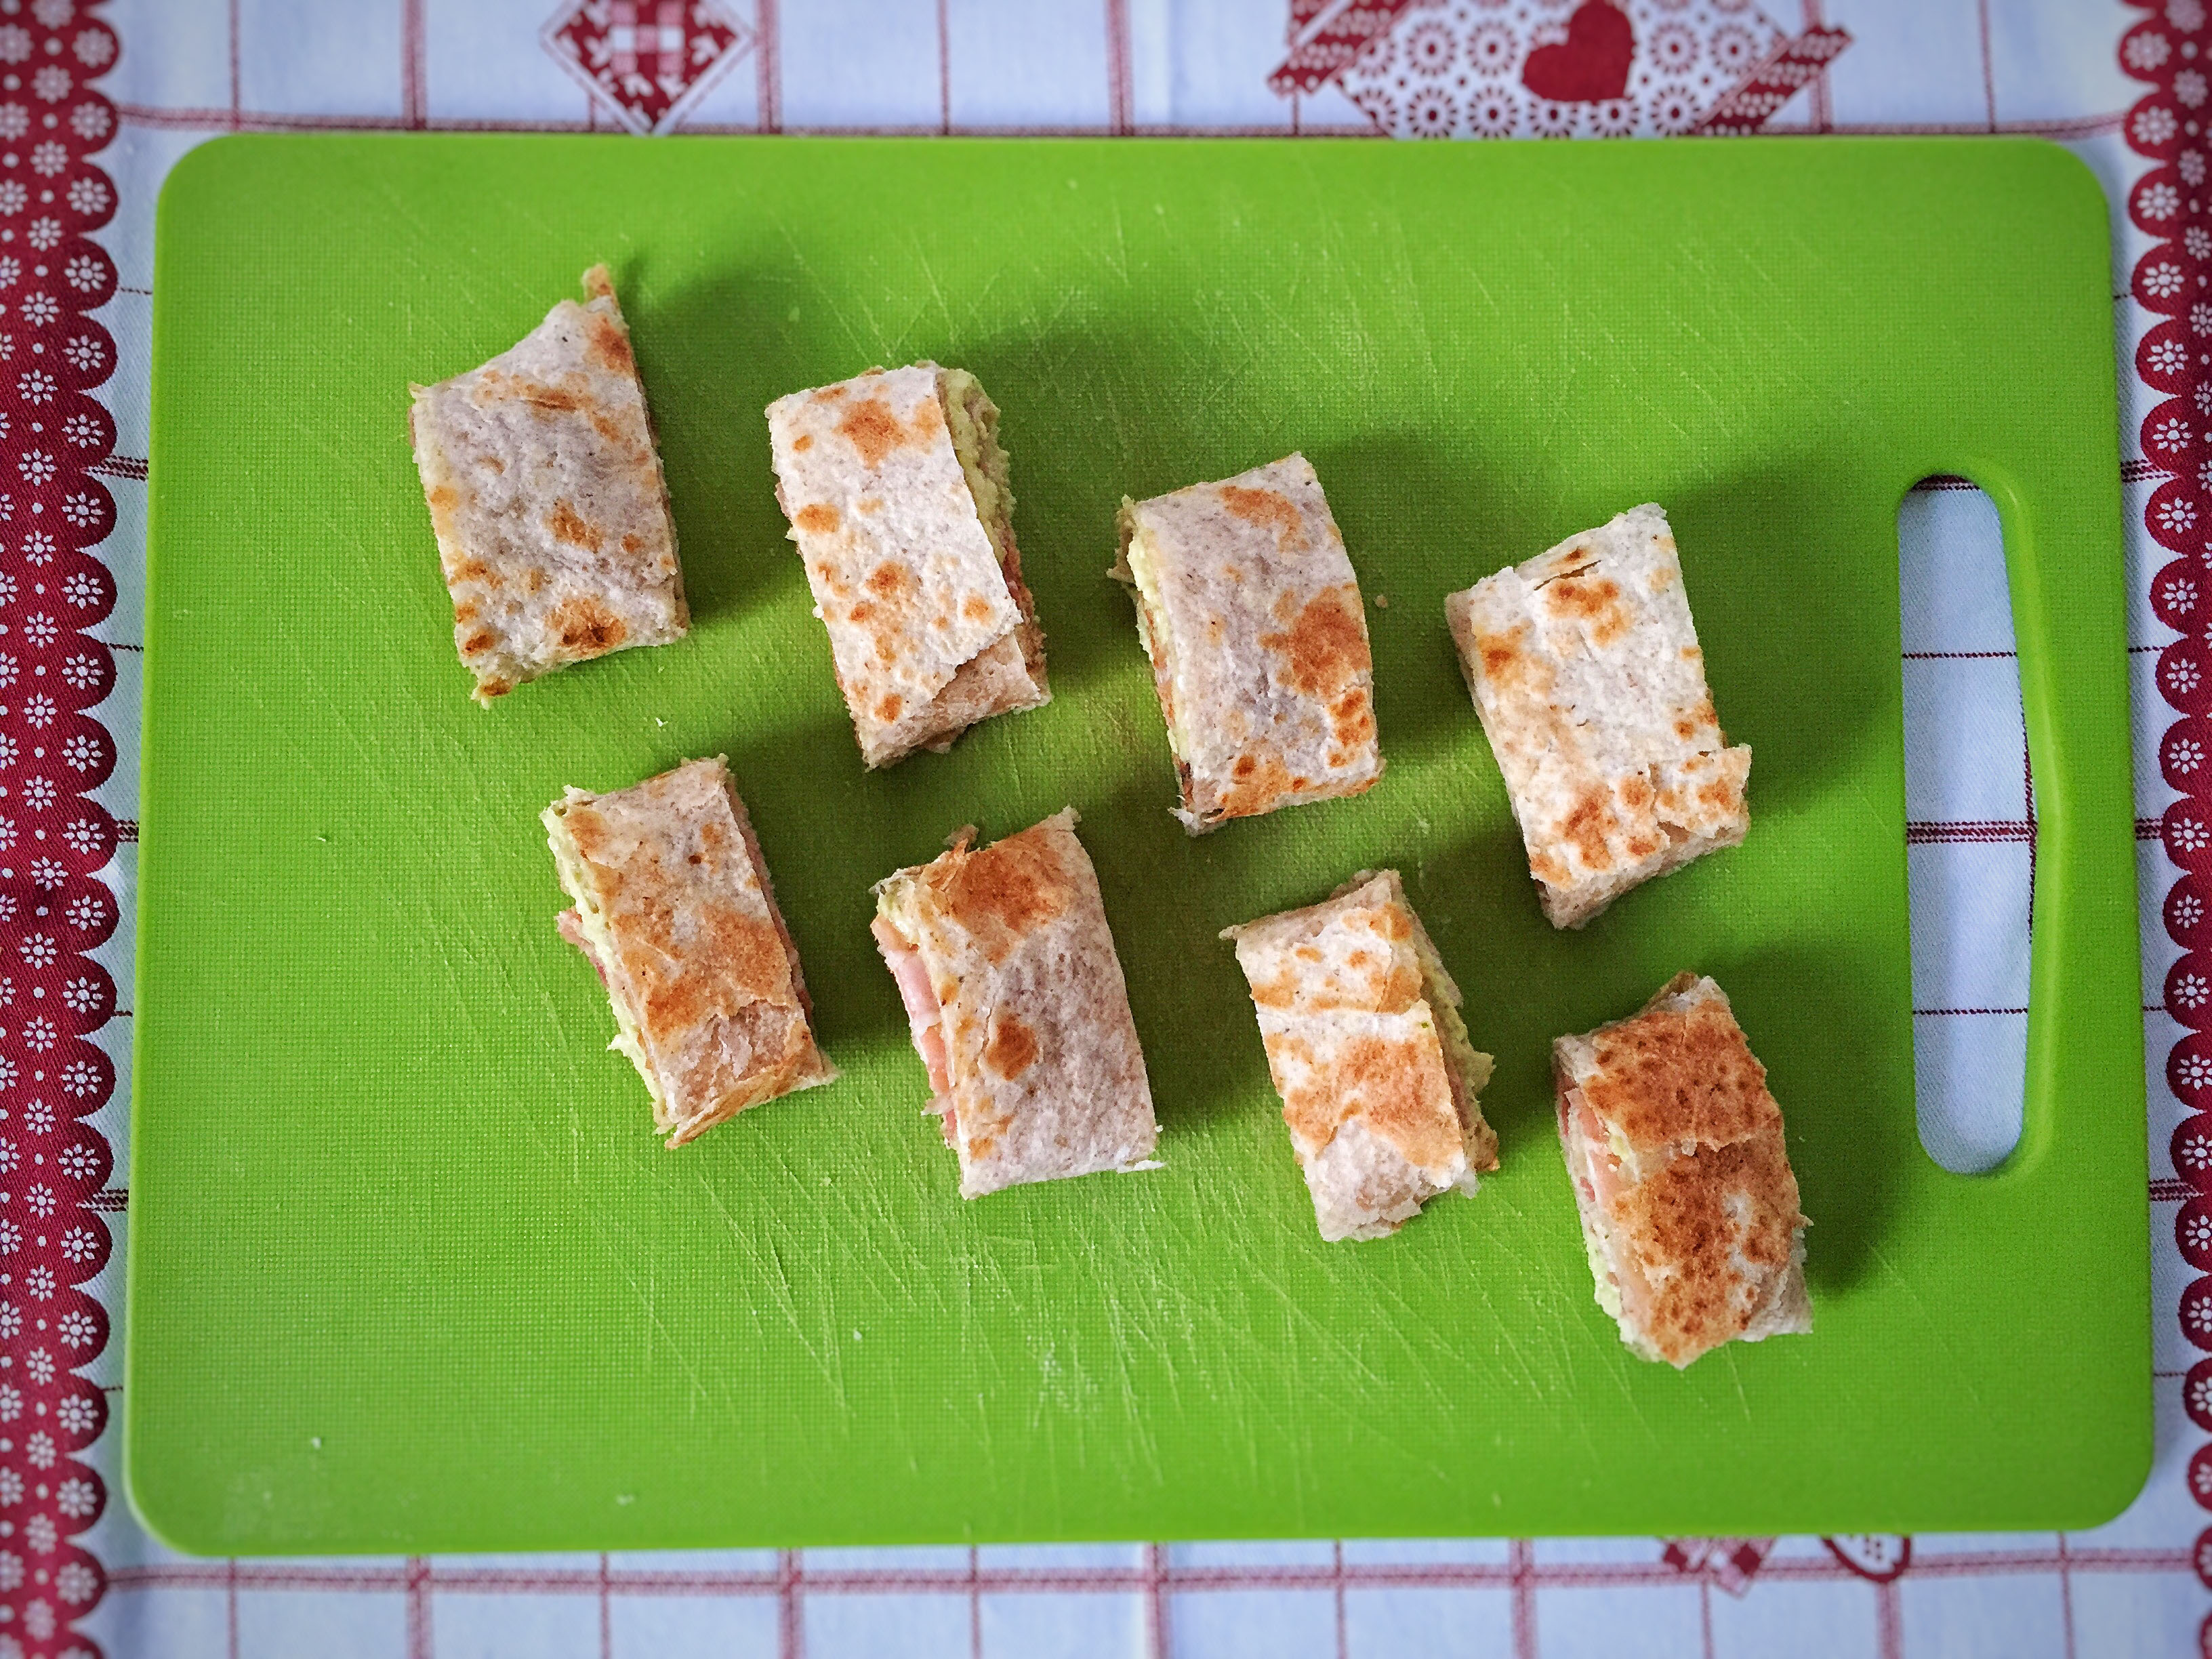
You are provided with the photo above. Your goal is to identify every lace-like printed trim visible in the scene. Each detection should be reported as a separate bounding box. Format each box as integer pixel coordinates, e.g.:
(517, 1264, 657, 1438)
(0, 0, 121, 1652)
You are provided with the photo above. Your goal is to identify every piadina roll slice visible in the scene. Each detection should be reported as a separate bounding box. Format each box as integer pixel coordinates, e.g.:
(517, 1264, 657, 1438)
(1553, 972, 1811, 1369)
(767, 363, 1048, 767)
(1223, 869, 1496, 1242)
(411, 264, 688, 704)
(871, 808, 1160, 1199)
(1446, 504, 1749, 928)
(545, 756, 834, 1147)
(1113, 453, 1382, 833)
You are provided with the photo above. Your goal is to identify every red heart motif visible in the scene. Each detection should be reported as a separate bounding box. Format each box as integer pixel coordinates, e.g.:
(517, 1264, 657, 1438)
(1521, 1, 1636, 104)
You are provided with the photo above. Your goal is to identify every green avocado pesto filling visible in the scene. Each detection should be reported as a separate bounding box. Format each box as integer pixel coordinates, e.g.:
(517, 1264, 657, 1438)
(941, 368, 1015, 569)
(546, 807, 665, 1121)
(1115, 513, 1191, 769)
(874, 872, 922, 940)
(1403, 920, 1494, 1161)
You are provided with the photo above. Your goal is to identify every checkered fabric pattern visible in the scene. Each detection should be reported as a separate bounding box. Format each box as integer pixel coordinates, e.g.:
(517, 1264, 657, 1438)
(0, 1, 2192, 1655)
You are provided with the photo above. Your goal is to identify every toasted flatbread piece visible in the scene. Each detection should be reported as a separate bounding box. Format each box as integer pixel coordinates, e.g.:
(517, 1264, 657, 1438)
(872, 808, 1159, 1198)
(1553, 972, 1810, 1368)
(1113, 453, 1382, 834)
(1446, 504, 1748, 928)
(546, 756, 835, 1147)
(1223, 870, 1496, 1242)
(768, 364, 1049, 768)
(411, 264, 688, 704)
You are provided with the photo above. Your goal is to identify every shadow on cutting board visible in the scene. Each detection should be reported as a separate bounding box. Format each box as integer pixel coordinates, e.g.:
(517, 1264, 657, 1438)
(1412, 825, 1900, 1300)
(634, 260, 830, 634)
(1699, 939, 1898, 1301)
(1668, 460, 1893, 825)
(1307, 428, 1502, 767)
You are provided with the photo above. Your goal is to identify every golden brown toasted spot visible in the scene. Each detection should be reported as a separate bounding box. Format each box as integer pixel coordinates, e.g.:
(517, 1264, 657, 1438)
(962, 594, 994, 623)
(857, 496, 884, 515)
(1585, 998, 1780, 1151)
(1675, 720, 1696, 739)
(449, 555, 495, 586)
(427, 483, 459, 516)
(1248, 974, 1296, 1010)
(1290, 775, 1310, 791)
(548, 499, 603, 552)
(621, 533, 642, 556)
(1218, 485, 1309, 548)
(1530, 851, 1568, 885)
(1382, 905, 1412, 941)
(867, 562, 914, 597)
(1293, 945, 1322, 962)
(1215, 748, 1294, 819)
(1621, 773, 1654, 811)
(1261, 585, 1370, 706)
(931, 823, 1073, 962)
(1611, 1132, 1801, 1366)
(587, 411, 634, 448)
(1626, 835, 1664, 859)
(877, 693, 903, 722)
(837, 396, 922, 468)
(1475, 627, 1530, 688)
(1283, 1031, 1458, 1170)
(483, 455, 504, 474)
(525, 567, 546, 595)
(848, 601, 875, 623)
(1559, 792, 1614, 871)
(585, 313, 633, 375)
(453, 600, 482, 626)
(1696, 778, 1738, 811)
(983, 1012, 1040, 1080)
(462, 630, 495, 656)
(478, 678, 512, 699)
(1649, 564, 1677, 590)
(1544, 574, 1629, 646)
(792, 433, 814, 453)
(548, 594, 628, 655)
(1329, 685, 1373, 747)
(520, 384, 585, 413)
(795, 502, 841, 534)
(640, 903, 793, 1042)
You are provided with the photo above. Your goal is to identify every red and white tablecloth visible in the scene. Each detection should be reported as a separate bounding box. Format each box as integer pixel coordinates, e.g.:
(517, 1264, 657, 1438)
(0, 1, 2195, 1654)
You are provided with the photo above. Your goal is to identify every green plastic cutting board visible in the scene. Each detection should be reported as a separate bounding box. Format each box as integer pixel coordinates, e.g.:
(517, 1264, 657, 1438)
(129, 135, 2145, 1553)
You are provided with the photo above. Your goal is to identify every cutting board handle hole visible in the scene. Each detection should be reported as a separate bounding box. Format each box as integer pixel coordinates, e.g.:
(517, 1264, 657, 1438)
(1898, 478, 2029, 1174)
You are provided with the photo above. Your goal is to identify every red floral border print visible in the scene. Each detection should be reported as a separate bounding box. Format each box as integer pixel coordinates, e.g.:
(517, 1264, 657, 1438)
(0, 1, 121, 1655)
(2123, 1, 2212, 1653)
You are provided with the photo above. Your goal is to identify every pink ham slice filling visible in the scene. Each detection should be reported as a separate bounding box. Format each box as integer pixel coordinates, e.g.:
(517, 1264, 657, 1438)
(557, 909, 611, 990)
(1565, 1087, 1656, 1335)
(871, 916, 957, 1143)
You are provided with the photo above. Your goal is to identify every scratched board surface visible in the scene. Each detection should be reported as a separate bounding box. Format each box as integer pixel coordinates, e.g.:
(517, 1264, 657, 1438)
(129, 137, 2143, 1552)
